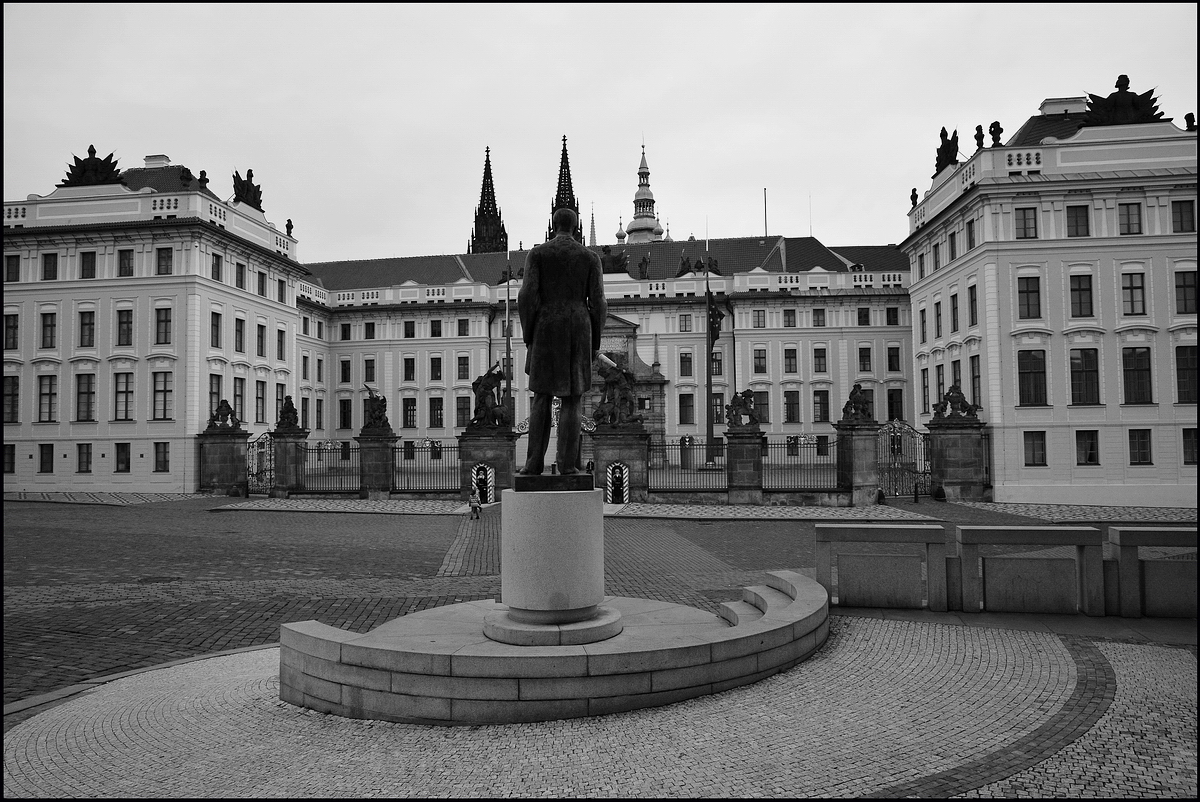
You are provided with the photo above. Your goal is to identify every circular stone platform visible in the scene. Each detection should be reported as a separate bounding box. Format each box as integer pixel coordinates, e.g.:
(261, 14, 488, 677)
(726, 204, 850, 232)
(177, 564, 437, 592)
(280, 570, 829, 725)
(484, 605, 624, 646)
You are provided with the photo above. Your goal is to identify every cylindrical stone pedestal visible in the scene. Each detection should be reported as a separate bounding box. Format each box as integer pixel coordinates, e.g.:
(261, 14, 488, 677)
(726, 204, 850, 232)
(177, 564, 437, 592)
(500, 488, 604, 623)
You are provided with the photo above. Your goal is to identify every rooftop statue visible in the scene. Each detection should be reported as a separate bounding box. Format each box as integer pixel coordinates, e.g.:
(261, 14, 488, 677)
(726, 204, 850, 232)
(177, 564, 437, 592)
(934, 127, 959, 175)
(974, 125, 985, 151)
(232, 169, 264, 211)
(910, 187, 919, 208)
(58, 145, 122, 188)
(676, 254, 692, 278)
(989, 121, 1004, 147)
(638, 254, 650, 280)
(600, 244, 630, 275)
(517, 207, 606, 475)
(1085, 75, 1165, 126)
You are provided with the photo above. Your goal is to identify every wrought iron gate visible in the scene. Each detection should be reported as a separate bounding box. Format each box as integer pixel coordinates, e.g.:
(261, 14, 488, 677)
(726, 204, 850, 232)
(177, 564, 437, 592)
(247, 432, 274, 494)
(877, 420, 931, 497)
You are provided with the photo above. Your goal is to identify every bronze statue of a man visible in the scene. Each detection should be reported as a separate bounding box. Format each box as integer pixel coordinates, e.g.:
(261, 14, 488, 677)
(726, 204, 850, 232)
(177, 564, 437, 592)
(517, 207, 606, 475)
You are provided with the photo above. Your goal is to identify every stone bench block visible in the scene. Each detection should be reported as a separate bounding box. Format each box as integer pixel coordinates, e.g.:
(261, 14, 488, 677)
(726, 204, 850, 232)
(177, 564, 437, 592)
(838, 554, 924, 609)
(815, 523, 946, 543)
(298, 650, 391, 693)
(451, 643, 589, 678)
(651, 653, 759, 693)
(280, 661, 340, 705)
(584, 636, 713, 676)
(392, 671, 519, 701)
(957, 525, 1102, 546)
(357, 687, 451, 722)
(718, 600, 764, 626)
(341, 638, 459, 676)
(518, 672, 652, 701)
(280, 620, 359, 662)
(706, 619, 795, 663)
(1109, 526, 1198, 547)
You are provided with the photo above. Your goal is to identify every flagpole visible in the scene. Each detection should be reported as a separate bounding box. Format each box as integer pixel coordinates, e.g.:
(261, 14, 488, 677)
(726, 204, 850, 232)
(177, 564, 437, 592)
(704, 234, 715, 465)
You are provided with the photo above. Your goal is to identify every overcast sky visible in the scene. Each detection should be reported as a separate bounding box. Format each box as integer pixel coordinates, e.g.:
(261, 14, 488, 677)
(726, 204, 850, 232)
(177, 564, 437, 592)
(4, 4, 1196, 264)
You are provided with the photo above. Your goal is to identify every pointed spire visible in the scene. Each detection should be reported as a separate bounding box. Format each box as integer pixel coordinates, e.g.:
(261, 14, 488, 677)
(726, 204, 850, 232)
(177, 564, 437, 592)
(548, 135, 582, 242)
(589, 203, 597, 247)
(470, 146, 507, 254)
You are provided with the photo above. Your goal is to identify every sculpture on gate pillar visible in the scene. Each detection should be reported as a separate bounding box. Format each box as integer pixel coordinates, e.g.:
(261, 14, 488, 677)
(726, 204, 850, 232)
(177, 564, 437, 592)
(840, 383, 874, 423)
(592, 354, 643, 427)
(275, 395, 302, 432)
(361, 385, 392, 434)
(725, 390, 760, 430)
(468, 363, 510, 429)
(931, 383, 981, 421)
(206, 398, 242, 431)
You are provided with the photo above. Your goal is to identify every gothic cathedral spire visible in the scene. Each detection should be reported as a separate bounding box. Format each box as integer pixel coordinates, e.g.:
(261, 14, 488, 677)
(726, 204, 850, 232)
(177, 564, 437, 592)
(547, 135, 582, 242)
(469, 147, 507, 254)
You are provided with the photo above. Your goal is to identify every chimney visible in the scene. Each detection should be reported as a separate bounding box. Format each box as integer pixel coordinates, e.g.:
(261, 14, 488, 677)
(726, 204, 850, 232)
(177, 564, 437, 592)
(143, 154, 171, 169)
(1038, 97, 1087, 116)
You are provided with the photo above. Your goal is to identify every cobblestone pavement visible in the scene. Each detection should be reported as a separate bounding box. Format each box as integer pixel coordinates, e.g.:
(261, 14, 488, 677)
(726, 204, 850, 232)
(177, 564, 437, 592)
(3, 495, 1197, 796)
(3, 491, 212, 506)
(955, 502, 1197, 523)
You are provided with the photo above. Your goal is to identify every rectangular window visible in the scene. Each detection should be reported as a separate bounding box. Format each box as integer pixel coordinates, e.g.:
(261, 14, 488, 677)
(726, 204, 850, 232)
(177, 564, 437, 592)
(1129, 429, 1152, 465)
(278, 279, 286, 303)
(922, 368, 930, 413)
(784, 348, 797, 373)
(302, 317, 310, 336)
(1177, 345, 1197, 403)
(404, 321, 415, 338)
(679, 393, 695, 424)
(710, 392, 724, 424)
(932, 244, 941, 271)
(950, 294, 959, 332)
(402, 398, 417, 428)
(42, 253, 58, 280)
(968, 285, 978, 326)
(1070, 349, 1101, 405)
(76, 374, 96, 421)
(429, 397, 444, 428)
(1070, 275, 1094, 318)
(858, 347, 871, 372)
(919, 309, 927, 343)
(710, 352, 722, 376)
(1018, 277, 1040, 319)
(3, 314, 15, 350)
(339, 399, 352, 429)
(212, 254, 222, 281)
(783, 310, 796, 328)
(813, 309, 825, 327)
(753, 348, 766, 374)
(952, 359, 962, 390)
(936, 364, 945, 402)
(154, 442, 170, 472)
(1183, 428, 1198, 465)
(340, 360, 351, 384)
(5, 254, 19, 282)
(813, 390, 830, 422)
(1177, 271, 1198, 315)
(276, 329, 285, 360)
(236, 262, 246, 289)
(152, 371, 173, 419)
(813, 348, 827, 373)
(2, 375, 17, 423)
(340, 323, 351, 341)
(365, 322, 376, 340)
(234, 377, 245, 422)
(255, 381, 266, 423)
(753, 391, 770, 423)
(752, 310, 766, 328)
(784, 390, 800, 423)
(209, 312, 222, 348)
(888, 346, 901, 372)
(256, 325, 266, 357)
(118, 250, 134, 277)
(1076, 430, 1099, 466)
(1067, 205, 1090, 237)
(155, 308, 172, 345)
(1172, 200, 1196, 233)
(934, 302, 942, 337)
(403, 358, 415, 382)
(672, 313, 691, 333)
(316, 358, 323, 384)
(156, 248, 172, 275)
(317, 321, 324, 340)
(77, 443, 92, 474)
(1118, 203, 1142, 235)
(302, 355, 309, 381)
(966, 219, 976, 249)
(431, 357, 442, 381)
(917, 254, 925, 280)
(234, 319, 245, 353)
(458, 356, 470, 381)
(1023, 432, 1047, 466)
(456, 397, 471, 428)
(41, 312, 56, 348)
(315, 398, 324, 430)
(431, 320, 442, 338)
(257, 272, 266, 296)
(886, 307, 899, 326)
(80, 251, 96, 279)
(1017, 350, 1047, 406)
(301, 397, 309, 430)
(948, 232, 957, 261)
(887, 388, 904, 421)
(1123, 347, 1153, 404)
(1015, 208, 1038, 239)
(39, 443, 53, 474)
(114, 373, 133, 420)
(115, 442, 130, 473)
(38, 375, 57, 422)
(364, 358, 376, 384)
(78, 311, 95, 348)
(858, 308, 870, 326)
(1122, 273, 1146, 316)
(680, 352, 693, 377)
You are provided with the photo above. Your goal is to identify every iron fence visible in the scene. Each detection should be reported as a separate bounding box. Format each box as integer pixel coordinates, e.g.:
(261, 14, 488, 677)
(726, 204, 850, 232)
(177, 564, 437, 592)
(648, 439, 728, 491)
(393, 440, 460, 492)
(762, 436, 840, 491)
(300, 440, 361, 493)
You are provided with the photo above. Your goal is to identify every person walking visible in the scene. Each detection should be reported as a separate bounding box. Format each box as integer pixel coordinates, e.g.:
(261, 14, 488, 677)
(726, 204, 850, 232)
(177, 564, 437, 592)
(468, 488, 481, 520)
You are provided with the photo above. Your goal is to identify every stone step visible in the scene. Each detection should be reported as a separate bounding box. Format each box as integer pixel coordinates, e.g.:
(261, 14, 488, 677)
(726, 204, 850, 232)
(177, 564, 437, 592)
(743, 584, 795, 614)
(718, 600, 765, 626)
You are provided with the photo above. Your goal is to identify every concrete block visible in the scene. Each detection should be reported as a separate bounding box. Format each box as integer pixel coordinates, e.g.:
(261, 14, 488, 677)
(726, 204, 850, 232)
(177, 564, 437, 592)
(303, 693, 346, 717)
(718, 600, 764, 626)
(278, 681, 305, 707)
(838, 554, 924, 608)
(1110, 526, 1198, 548)
(359, 688, 452, 721)
(280, 621, 356, 662)
(651, 653, 758, 692)
(756, 636, 809, 672)
(391, 671, 519, 701)
(1143, 561, 1198, 618)
(451, 697, 588, 724)
(585, 638, 712, 676)
(279, 662, 340, 704)
(518, 672, 652, 701)
(815, 523, 945, 543)
(983, 557, 1077, 614)
(302, 655, 391, 692)
(501, 489, 605, 616)
(451, 644, 589, 678)
(708, 621, 794, 662)
(957, 526, 1101, 547)
(341, 641, 453, 676)
(587, 685, 711, 718)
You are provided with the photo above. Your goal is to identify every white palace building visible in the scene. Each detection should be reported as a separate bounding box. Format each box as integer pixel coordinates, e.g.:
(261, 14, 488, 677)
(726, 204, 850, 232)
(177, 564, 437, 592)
(4, 77, 1195, 505)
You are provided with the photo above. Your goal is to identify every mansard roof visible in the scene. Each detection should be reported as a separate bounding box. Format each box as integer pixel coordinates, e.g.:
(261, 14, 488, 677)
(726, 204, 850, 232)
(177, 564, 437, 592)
(121, 165, 223, 201)
(305, 254, 470, 291)
(1005, 112, 1089, 148)
(828, 245, 908, 274)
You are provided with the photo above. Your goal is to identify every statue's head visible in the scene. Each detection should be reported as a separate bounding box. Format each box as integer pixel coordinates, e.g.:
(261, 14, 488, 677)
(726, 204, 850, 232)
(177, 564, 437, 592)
(1115, 74, 1130, 91)
(552, 207, 578, 234)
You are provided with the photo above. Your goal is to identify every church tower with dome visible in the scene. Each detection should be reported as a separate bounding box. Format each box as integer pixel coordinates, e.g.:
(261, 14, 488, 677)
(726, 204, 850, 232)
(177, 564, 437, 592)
(623, 146, 665, 244)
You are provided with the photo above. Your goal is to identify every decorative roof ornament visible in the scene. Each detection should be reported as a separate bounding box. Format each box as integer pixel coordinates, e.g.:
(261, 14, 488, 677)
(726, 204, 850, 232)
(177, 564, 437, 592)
(58, 145, 122, 187)
(232, 169, 264, 211)
(933, 127, 959, 177)
(1084, 75, 1165, 126)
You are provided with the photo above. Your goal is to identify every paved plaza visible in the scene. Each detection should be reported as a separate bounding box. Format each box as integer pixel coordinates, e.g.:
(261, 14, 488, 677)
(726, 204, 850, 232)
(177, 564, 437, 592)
(2, 494, 1196, 797)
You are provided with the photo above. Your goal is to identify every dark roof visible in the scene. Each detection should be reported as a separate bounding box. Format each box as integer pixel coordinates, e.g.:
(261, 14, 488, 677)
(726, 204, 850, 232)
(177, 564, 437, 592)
(305, 254, 470, 291)
(1005, 112, 1088, 148)
(781, 237, 849, 272)
(829, 245, 909, 274)
(120, 165, 223, 201)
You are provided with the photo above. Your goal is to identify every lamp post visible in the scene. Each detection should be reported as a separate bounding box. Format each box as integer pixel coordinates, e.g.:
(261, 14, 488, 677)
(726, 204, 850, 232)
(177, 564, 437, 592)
(504, 250, 514, 425)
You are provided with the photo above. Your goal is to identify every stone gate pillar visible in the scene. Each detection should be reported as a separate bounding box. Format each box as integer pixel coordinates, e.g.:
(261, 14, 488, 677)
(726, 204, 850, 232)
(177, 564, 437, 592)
(356, 433, 399, 500)
(458, 428, 518, 502)
(833, 422, 881, 506)
(927, 417, 990, 502)
(591, 426, 650, 503)
(270, 429, 310, 498)
(196, 427, 249, 496)
(725, 430, 764, 506)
